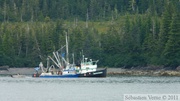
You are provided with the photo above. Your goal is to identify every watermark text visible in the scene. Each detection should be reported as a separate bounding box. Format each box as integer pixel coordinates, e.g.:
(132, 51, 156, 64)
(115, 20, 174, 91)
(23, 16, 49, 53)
(124, 94, 180, 101)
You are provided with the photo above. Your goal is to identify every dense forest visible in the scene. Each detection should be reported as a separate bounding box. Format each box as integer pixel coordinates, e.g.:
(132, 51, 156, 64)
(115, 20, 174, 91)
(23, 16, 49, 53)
(0, 0, 179, 69)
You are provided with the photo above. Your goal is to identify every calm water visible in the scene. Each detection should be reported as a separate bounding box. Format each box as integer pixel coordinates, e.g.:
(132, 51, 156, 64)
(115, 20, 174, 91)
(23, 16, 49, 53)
(0, 76, 180, 101)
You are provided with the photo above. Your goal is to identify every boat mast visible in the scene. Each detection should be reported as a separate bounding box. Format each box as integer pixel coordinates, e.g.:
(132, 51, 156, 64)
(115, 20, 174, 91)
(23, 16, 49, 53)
(65, 31, 69, 69)
(72, 53, 75, 65)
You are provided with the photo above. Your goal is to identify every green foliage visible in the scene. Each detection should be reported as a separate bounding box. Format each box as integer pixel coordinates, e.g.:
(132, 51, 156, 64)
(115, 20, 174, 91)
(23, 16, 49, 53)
(163, 11, 180, 68)
(1, 0, 179, 22)
(0, 0, 179, 68)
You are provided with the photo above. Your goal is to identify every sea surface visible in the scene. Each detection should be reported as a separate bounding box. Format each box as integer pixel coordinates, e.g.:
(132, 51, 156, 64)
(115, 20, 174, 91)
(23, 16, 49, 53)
(0, 76, 180, 101)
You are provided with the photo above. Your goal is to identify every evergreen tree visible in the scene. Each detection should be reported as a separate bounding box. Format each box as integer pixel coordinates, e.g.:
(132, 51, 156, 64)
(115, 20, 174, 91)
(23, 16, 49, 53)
(158, 2, 174, 64)
(163, 11, 180, 68)
(0, 0, 179, 68)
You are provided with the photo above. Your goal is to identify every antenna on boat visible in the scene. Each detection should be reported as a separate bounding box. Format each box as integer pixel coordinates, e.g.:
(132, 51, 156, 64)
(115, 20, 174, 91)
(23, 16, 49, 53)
(82, 55, 84, 65)
(85, 58, 88, 63)
(72, 53, 75, 66)
(81, 50, 84, 63)
(47, 58, 50, 68)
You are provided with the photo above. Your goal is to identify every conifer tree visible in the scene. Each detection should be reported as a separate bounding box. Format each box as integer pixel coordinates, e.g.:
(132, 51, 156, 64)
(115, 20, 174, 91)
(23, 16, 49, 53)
(163, 11, 180, 68)
(158, 2, 174, 63)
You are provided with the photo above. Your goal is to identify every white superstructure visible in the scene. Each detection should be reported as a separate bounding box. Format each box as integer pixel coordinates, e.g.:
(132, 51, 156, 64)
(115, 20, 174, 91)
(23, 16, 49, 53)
(79, 56, 99, 73)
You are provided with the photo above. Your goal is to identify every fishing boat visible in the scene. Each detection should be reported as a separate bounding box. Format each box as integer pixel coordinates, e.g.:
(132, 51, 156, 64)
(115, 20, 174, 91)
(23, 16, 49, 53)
(32, 56, 106, 78)
(32, 62, 79, 78)
(32, 32, 106, 78)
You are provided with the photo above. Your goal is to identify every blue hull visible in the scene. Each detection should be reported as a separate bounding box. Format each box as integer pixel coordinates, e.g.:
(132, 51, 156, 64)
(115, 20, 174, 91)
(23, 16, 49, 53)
(39, 74, 79, 78)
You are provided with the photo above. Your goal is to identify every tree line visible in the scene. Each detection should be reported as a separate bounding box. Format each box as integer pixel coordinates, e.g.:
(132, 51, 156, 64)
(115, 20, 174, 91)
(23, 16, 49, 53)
(1, 0, 179, 22)
(0, 0, 179, 69)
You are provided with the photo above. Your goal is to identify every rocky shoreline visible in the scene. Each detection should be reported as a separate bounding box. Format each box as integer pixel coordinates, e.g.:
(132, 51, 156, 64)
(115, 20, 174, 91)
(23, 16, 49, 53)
(0, 67, 180, 76)
(107, 68, 180, 76)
